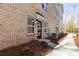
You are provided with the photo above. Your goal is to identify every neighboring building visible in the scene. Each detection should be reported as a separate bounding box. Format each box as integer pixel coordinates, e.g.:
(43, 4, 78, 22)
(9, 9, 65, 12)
(55, 3, 64, 33)
(0, 3, 63, 50)
(47, 3, 64, 34)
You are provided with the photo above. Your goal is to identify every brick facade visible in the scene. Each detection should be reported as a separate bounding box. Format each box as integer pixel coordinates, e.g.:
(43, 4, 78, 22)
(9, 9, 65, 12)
(0, 3, 63, 50)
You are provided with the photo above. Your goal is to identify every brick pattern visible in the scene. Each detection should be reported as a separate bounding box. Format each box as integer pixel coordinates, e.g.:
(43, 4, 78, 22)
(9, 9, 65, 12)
(0, 4, 35, 50)
(0, 3, 63, 50)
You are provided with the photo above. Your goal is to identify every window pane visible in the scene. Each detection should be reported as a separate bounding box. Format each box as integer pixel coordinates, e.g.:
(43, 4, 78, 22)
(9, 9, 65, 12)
(27, 18, 34, 25)
(44, 22, 48, 27)
(27, 26, 34, 33)
(44, 28, 47, 32)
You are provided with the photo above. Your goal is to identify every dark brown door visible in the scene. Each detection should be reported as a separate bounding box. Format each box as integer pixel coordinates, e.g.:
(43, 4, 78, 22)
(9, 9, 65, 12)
(36, 20, 42, 39)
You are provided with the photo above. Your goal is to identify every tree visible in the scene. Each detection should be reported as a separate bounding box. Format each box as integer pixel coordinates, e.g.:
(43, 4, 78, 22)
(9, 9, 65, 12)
(63, 20, 67, 33)
(68, 16, 75, 33)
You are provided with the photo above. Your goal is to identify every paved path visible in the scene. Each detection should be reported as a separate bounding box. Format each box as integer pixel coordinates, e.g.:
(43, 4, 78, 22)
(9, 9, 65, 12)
(46, 33, 79, 56)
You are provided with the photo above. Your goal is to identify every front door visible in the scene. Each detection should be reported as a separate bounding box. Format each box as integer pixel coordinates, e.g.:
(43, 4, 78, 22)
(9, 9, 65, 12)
(36, 20, 42, 39)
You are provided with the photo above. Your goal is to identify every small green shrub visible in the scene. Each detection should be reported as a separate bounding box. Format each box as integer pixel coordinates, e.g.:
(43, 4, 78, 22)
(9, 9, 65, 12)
(20, 47, 33, 56)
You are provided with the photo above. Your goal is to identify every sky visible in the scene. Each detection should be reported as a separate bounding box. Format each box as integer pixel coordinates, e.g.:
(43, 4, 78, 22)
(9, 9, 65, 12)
(63, 3, 79, 27)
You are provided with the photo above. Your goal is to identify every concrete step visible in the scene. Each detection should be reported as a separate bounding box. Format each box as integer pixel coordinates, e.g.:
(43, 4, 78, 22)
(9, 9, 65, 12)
(38, 39, 57, 48)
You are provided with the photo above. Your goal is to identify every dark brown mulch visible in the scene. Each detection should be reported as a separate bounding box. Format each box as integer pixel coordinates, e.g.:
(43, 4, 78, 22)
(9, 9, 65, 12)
(0, 40, 53, 56)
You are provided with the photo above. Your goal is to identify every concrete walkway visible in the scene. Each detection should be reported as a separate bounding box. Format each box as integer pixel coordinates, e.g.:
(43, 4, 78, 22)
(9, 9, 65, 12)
(46, 33, 79, 56)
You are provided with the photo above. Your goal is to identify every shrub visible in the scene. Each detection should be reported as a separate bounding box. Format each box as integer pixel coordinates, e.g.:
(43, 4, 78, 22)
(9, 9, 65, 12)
(51, 33, 57, 39)
(40, 41, 48, 48)
(20, 47, 33, 56)
(58, 33, 65, 39)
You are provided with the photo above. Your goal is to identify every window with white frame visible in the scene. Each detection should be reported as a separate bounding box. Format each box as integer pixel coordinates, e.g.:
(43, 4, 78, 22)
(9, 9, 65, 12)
(43, 22, 48, 32)
(27, 17, 35, 33)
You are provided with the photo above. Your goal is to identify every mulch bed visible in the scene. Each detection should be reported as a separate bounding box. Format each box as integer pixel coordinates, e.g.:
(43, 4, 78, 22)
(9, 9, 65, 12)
(74, 37, 79, 48)
(0, 40, 53, 56)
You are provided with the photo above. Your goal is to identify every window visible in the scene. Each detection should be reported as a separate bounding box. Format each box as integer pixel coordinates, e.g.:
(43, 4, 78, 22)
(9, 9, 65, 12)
(55, 27, 59, 33)
(44, 22, 48, 27)
(42, 3, 48, 11)
(61, 16, 62, 20)
(27, 17, 35, 33)
(44, 28, 47, 32)
(43, 22, 48, 32)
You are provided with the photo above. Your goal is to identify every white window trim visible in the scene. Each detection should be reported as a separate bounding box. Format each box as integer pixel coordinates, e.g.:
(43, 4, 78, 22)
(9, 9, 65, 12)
(27, 16, 36, 35)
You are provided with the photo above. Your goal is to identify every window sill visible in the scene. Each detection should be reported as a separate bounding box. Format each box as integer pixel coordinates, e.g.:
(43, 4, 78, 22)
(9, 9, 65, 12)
(27, 33, 35, 36)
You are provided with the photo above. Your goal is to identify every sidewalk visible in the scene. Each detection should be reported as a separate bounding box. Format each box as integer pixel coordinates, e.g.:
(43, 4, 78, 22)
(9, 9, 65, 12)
(46, 33, 79, 56)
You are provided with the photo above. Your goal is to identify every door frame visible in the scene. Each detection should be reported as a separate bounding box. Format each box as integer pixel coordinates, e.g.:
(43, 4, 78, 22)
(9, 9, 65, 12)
(36, 19, 42, 39)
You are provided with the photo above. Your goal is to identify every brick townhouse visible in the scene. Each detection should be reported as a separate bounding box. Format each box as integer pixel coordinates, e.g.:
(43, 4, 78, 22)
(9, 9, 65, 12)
(0, 3, 63, 50)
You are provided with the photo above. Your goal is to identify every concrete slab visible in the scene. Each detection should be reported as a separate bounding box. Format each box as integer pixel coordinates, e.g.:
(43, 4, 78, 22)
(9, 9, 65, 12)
(46, 33, 79, 56)
(38, 39, 57, 48)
